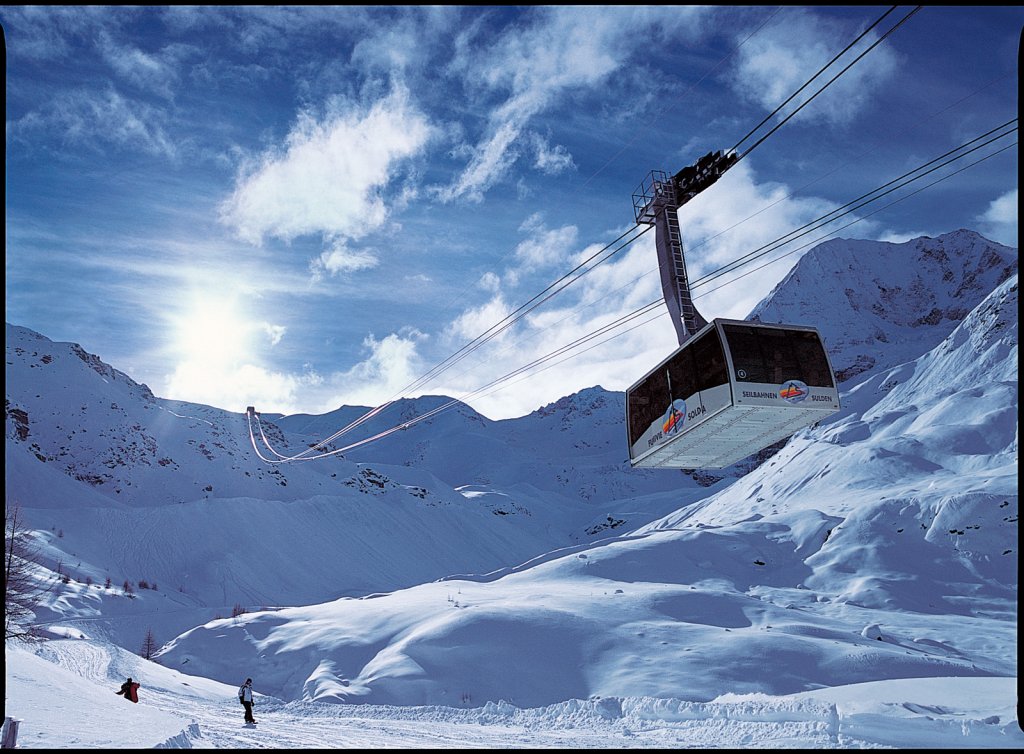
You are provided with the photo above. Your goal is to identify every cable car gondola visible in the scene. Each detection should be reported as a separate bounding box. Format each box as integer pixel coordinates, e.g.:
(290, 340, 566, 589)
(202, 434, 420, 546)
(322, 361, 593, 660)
(625, 151, 840, 469)
(626, 318, 840, 468)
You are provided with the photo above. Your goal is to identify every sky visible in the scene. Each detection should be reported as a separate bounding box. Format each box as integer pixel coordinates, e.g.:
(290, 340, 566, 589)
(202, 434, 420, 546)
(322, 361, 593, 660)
(3, 5, 1020, 420)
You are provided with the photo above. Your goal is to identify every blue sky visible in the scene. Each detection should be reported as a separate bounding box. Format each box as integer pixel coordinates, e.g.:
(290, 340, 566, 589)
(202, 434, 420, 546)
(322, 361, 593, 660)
(3, 6, 1019, 419)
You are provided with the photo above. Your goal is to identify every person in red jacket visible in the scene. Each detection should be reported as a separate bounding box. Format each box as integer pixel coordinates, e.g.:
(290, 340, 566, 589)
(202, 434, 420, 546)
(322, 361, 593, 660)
(115, 677, 140, 703)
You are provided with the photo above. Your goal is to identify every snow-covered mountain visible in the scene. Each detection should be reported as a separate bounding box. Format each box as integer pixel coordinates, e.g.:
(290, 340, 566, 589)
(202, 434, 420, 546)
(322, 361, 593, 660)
(4, 335, 716, 644)
(2, 336, 626, 642)
(4, 229, 1018, 713)
(751, 228, 1017, 382)
(153, 266, 1019, 709)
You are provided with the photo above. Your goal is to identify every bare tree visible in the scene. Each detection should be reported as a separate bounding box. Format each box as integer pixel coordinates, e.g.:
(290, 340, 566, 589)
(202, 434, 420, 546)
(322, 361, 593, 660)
(4, 502, 54, 641)
(140, 627, 159, 661)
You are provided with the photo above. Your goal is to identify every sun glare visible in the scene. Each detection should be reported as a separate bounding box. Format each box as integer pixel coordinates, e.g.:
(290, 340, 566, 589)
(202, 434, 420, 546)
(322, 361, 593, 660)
(174, 297, 251, 365)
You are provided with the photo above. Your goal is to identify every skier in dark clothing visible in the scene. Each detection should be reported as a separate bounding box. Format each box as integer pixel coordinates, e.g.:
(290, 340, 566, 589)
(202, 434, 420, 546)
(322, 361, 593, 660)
(115, 677, 140, 703)
(238, 678, 256, 724)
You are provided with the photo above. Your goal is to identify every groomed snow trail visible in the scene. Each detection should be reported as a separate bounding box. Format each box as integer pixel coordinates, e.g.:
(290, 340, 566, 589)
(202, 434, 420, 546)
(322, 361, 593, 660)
(9, 640, 1020, 749)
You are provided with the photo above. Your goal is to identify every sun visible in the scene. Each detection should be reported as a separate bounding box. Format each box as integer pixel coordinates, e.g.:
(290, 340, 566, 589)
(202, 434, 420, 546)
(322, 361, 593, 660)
(173, 296, 252, 366)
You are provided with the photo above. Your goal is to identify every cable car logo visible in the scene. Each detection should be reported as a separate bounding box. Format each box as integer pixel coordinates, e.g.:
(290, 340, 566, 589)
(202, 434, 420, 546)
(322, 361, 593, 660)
(662, 399, 687, 435)
(779, 380, 809, 403)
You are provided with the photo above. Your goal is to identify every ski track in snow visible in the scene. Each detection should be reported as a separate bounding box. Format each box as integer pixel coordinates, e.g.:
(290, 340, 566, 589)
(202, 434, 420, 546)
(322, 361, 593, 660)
(123, 695, 841, 749)
(24, 641, 847, 749)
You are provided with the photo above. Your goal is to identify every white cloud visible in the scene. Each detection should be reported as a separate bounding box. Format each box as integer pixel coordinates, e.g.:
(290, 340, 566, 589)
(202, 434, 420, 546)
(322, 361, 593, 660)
(436, 7, 706, 203)
(9, 88, 177, 158)
(436, 120, 522, 203)
(310, 241, 380, 280)
(530, 133, 575, 175)
(876, 229, 933, 245)
(977, 189, 1018, 247)
(446, 295, 514, 344)
(729, 9, 898, 127)
(428, 279, 676, 419)
(511, 214, 578, 272)
(164, 324, 430, 417)
(478, 271, 501, 293)
(309, 329, 428, 412)
(348, 9, 460, 76)
(422, 228, 673, 417)
(166, 360, 305, 414)
(262, 322, 286, 346)
(220, 85, 433, 245)
(980, 189, 1017, 224)
(0, 6, 131, 61)
(98, 31, 179, 99)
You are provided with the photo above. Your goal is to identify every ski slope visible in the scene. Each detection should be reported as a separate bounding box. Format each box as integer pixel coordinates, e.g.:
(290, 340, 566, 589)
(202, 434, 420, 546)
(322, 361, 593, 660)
(5, 640, 1021, 749)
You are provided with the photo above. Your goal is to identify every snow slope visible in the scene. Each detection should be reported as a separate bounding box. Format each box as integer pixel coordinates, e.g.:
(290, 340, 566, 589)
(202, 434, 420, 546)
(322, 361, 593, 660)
(5, 641, 1021, 748)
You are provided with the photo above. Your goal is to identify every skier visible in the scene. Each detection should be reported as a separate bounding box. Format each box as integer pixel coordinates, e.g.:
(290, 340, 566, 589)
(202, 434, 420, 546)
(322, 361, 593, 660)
(115, 677, 140, 703)
(238, 678, 256, 724)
